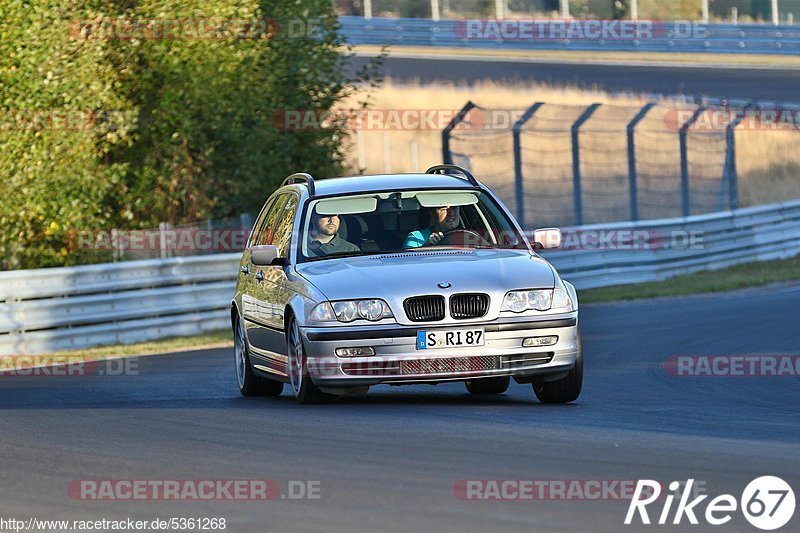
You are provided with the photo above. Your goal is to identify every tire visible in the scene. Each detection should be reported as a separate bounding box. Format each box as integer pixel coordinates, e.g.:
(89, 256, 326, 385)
(533, 333, 583, 404)
(287, 316, 335, 404)
(234, 313, 284, 397)
(465, 376, 510, 395)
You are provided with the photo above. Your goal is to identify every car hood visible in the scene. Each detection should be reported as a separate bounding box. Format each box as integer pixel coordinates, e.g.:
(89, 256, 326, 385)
(294, 249, 556, 303)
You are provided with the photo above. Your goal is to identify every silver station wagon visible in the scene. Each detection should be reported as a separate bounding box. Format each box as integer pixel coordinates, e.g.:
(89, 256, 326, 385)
(231, 165, 582, 403)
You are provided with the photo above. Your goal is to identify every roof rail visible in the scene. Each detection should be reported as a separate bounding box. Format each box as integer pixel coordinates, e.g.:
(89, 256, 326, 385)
(281, 172, 315, 197)
(425, 165, 480, 187)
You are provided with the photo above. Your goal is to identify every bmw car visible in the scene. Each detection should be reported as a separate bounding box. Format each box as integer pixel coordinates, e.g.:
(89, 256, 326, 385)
(231, 165, 582, 403)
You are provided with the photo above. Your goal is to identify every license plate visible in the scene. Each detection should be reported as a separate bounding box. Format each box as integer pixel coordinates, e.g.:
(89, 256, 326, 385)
(416, 328, 485, 350)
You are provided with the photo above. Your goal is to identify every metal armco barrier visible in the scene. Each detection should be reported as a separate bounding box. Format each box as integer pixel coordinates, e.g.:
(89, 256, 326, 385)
(540, 199, 800, 288)
(0, 254, 240, 355)
(1, 199, 799, 355)
(340, 16, 800, 55)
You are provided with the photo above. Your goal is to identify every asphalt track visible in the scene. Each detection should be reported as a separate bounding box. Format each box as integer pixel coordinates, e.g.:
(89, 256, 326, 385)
(347, 55, 800, 102)
(1, 283, 799, 532)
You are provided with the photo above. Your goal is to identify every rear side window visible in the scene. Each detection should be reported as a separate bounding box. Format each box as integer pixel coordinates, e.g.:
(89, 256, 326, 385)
(273, 194, 299, 258)
(250, 194, 288, 247)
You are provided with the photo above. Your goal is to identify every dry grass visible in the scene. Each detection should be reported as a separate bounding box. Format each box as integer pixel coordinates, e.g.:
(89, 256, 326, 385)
(340, 79, 800, 222)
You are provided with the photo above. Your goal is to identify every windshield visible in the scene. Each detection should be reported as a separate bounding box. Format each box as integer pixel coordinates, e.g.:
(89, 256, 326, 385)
(298, 189, 528, 262)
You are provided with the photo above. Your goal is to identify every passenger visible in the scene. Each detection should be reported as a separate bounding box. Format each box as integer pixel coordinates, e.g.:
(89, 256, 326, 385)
(404, 206, 460, 248)
(306, 211, 360, 257)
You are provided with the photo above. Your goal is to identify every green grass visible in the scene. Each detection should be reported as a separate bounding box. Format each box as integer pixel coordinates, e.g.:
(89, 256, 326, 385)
(48, 329, 232, 359)
(579, 255, 800, 303)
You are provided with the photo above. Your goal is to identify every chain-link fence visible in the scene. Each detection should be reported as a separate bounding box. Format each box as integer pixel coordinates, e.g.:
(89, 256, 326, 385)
(444, 100, 751, 228)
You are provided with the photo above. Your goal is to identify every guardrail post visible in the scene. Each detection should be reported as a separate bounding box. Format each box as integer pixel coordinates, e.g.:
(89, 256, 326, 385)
(442, 101, 477, 165)
(512, 102, 545, 229)
(627, 103, 655, 222)
(571, 103, 601, 226)
(679, 107, 706, 218)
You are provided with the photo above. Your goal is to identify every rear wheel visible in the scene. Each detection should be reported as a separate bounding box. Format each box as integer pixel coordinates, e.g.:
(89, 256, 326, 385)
(533, 334, 583, 404)
(465, 376, 510, 395)
(287, 317, 335, 404)
(234, 314, 284, 397)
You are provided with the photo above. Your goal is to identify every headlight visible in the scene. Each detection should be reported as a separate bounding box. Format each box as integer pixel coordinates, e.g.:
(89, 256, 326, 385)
(309, 299, 393, 323)
(309, 302, 336, 322)
(501, 288, 571, 313)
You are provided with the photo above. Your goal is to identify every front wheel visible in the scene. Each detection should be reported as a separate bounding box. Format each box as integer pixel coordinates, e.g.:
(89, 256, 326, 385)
(532, 333, 583, 404)
(287, 317, 335, 404)
(465, 376, 510, 395)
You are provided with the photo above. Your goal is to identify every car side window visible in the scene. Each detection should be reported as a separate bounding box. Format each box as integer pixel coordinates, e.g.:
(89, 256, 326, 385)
(247, 197, 275, 248)
(252, 194, 289, 247)
(273, 194, 299, 259)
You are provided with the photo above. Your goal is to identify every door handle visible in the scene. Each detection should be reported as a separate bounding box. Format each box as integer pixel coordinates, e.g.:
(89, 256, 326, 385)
(256, 270, 264, 282)
(240, 265, 249, 275)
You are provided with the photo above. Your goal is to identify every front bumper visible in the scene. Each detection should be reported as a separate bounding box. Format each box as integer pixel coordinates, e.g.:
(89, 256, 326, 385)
(299, 315, 579, 387)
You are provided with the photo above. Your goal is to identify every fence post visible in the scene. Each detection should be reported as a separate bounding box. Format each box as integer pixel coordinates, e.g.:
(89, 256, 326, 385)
(627, 102, 655, 222)
(571, 103, 601, 226)
(159, 221, 169, 259)
(240, 213, 253, 247)
(679, 107, 706, 218)
(382, 132, 391, 173)
(364, 0, 372, 19)
(410, 139, 419, 171)
(512, 103, 544, 229)
(560, 0, 570, 18)
(495, 0, 505, 19)
(442, 101, 477, 164)
(721, 104, 752, 210)
(356, 129, 366, 173)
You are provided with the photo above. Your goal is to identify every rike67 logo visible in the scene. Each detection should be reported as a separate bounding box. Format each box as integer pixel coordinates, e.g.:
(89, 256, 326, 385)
(626, 477, 795, 530)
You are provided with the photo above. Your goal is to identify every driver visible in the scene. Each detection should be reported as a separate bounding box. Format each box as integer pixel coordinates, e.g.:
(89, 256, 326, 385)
(404, 205, 460, 248)
(306, 211, 360, 257)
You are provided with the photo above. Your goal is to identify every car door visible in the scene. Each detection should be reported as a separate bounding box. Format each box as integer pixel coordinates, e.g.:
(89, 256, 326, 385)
(241, 193, 288, 359)
(244, 193, 300, 375)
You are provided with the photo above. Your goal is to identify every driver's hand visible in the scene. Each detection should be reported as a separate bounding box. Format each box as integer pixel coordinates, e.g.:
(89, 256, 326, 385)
(427, 232, 444, 245)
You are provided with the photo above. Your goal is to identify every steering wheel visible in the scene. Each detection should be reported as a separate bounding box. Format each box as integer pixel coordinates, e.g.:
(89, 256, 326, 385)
(441, 229, 491, 247)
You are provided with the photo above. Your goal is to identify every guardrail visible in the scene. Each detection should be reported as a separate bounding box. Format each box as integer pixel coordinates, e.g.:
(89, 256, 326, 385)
(1, 199, 799, 355)
(0, 255, 240, 355)
(341, 16, 800, 55)
(540, 199, 800, 288)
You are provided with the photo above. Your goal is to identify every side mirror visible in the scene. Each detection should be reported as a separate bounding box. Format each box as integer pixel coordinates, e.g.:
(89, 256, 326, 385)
(533, 228, 561, 250)
(251, 245, 288, 266)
